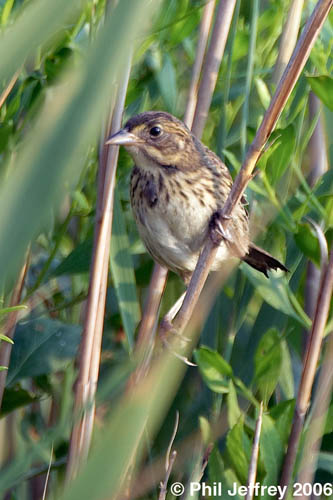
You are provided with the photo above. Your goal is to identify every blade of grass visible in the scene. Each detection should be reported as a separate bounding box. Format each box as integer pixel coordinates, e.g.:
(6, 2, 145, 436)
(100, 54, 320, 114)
(0, 0, 88, 83)
(110, 187, 140, 352)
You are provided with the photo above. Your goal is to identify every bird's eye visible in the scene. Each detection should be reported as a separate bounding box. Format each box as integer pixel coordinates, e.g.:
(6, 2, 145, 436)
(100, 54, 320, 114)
(149, 126, 162, 137)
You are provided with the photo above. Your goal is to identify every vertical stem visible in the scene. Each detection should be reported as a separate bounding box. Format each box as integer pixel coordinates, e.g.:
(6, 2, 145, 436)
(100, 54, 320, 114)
(191, 0, 238, 138)
(183, 0, 216, 128)
(297, 333, 333, 493)
(303, 93, 328, 351)
(240, 0, 259, 160)
(272, 0, 305, 85)
(218, 0, 241, 157)
(279, 248, 333, 492)
(66, 54, 132, 481)
(245, 402, 263, 500)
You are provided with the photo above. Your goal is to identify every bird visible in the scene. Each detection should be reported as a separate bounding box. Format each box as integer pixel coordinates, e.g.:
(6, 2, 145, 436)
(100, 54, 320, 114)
(106, 111, 287, 284)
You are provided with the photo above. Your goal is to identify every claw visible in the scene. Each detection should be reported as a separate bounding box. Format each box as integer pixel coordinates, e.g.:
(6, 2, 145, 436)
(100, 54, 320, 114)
(160, 319, 190, 345)
(210, 211, 233, 245)
(161, 336, 197, 366)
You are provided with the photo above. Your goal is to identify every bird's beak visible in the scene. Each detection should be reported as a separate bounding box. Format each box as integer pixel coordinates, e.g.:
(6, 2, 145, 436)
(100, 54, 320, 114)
(106, 128, 143, 146)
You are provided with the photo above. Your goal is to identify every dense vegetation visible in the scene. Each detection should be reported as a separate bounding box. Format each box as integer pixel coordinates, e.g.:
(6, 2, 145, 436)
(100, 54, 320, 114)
(0, 0, 332, 499)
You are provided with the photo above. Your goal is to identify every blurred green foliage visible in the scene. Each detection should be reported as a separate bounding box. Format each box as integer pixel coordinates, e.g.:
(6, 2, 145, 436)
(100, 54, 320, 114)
(0, 0, 332, 498)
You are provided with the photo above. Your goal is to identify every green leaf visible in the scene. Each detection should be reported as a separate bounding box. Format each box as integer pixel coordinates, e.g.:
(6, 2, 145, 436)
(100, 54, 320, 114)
(6, 318, 81, 386)
(0, 333, 14, 344)
(294, 222, 321, 266)
(0, 305, 27, 316)
(208, 445, 224, 482)
(260, 414, 284, 490)
(254, 328, 282, 404)
(227, 379, 241, 428)
(44, 47, 74, 84)
(241, 265, 310, 327)
(0, 386, 38, 416)
(53, 238, 93, 276)
(318, 452, 333, 473)
(307, 75, 333, 110)
(155, 54, 177, 112)
(72, 189, 92, 216)
(225, 417, 250, 484)
(0, 122, 13, 153)
(269, 399, 295, 444)
(194, 346, 232, 394)
(265, 125, 296, 185)
(110, 189, 141, 351)
(279, 339, 294, 398)
(208, 447, 232, 500)
(1, 0, 14, 25)
(199, 416, 211, 445)
(254, 77, 270, 109)
(0, 0, 86, 83)
(324, 404, 333, 434)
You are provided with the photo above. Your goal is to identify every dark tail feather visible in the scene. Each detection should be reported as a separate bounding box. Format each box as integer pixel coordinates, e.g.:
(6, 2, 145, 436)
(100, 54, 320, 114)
(242, 244, 288, 277)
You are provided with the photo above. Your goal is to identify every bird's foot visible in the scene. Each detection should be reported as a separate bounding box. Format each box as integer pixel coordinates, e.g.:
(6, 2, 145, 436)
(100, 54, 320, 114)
(209, 210, 233, 245)
(160, 318, 190, 345)
(159, 320, 195, 366)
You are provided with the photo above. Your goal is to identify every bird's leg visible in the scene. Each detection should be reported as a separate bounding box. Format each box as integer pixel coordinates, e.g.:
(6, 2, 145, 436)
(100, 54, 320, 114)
(159, 290, 196, 366)
(209, 210, 233, 245)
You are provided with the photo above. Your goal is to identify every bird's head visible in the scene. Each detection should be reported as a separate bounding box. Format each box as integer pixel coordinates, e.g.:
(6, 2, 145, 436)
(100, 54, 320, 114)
(106, 111, 200, 170)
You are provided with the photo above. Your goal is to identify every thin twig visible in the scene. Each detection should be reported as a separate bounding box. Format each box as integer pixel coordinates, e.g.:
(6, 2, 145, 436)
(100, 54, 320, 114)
(279, 246, 333, 491)
(183, 0, 216, 128)
(245, 402, 263, 500)
(159, 412, 179, 500)
(42, 444, 54, 500)
(66, 54, 132, 482)
(163, 0, 333, 339)
(0, 70, 20, 110)
(191, 0, 238, 138)
(158, 451, 177, 500)
(272, 0, 305, 85)
(0, 252, 30, 409)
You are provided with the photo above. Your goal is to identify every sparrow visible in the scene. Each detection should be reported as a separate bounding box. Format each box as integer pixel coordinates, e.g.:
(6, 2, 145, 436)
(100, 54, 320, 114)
(107, 111, 287, 283)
